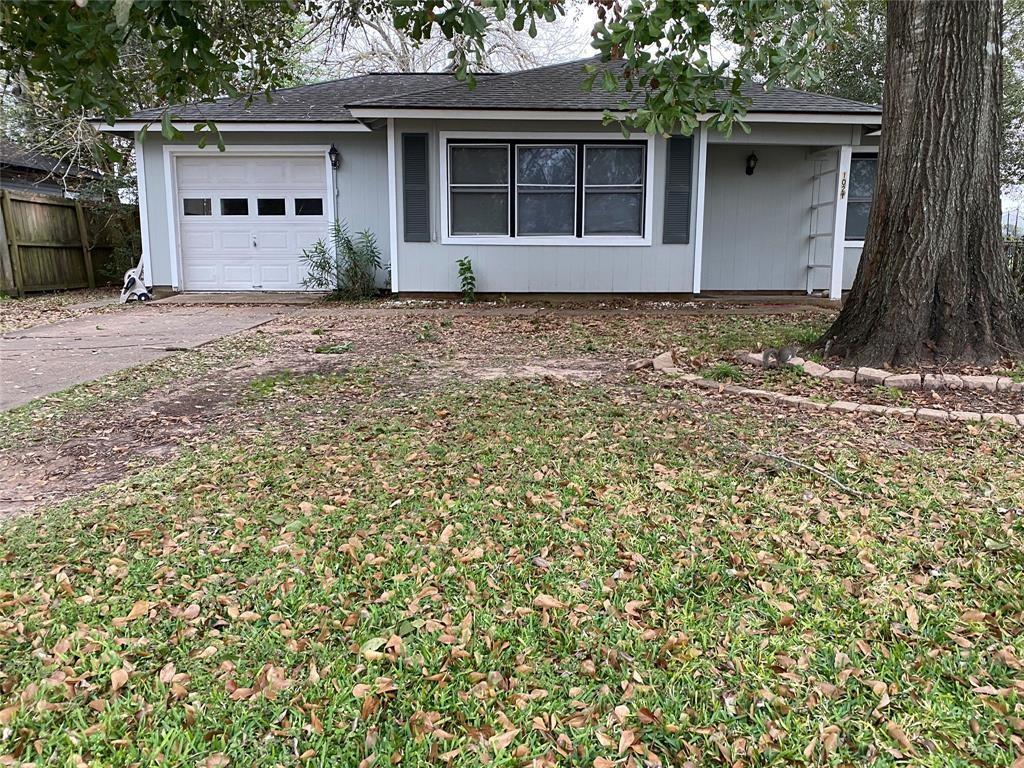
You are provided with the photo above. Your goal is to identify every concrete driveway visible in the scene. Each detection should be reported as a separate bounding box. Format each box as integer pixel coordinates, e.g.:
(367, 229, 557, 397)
(0, 305, 288, 411)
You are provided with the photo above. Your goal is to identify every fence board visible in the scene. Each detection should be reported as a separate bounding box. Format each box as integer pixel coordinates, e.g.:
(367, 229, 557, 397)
(0, 189, 134, 294)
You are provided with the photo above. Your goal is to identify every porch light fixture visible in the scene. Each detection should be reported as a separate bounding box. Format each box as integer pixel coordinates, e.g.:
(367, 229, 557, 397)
(745, 152, 758, 176)
(328, 144, 340, 169)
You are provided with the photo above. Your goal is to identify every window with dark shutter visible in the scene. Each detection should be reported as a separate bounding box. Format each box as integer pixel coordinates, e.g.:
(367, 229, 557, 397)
(662, 135, 693, 244)
(402, 134, 430, 242)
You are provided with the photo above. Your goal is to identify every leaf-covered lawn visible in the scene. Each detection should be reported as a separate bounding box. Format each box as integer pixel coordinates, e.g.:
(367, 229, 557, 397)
(1, 308, 1022, 767)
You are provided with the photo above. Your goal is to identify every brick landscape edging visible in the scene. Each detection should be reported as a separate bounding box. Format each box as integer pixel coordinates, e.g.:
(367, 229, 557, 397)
(734, 350, 1024, 394)
(643, 351, 1024, 428)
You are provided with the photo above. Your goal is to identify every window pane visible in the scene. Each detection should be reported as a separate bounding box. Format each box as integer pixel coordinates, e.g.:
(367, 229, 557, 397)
(183, 198, 211, 216)
(845, 201, 871, 240)
(220, 198, 249, 216)
(584, 190, 642, 235)
(450, 145, 508, 185)
(585, 146, 644, 186)
(257, 198, 286, 216)
(517, 146, 576, 186)
(849, 156, 876, 200)
(295, 198, 323, 216)
(450, 190, 508, 235)
(517, 189, 575, 235)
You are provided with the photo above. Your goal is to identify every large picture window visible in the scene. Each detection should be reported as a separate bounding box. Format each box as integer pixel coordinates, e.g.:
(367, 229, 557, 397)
(444, 138, 648, 242)
(845, 154, 876, 240)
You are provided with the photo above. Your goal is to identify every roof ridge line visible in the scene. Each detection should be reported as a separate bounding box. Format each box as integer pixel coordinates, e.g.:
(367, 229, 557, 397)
(753, 82, 881, 110)
(348, 55, 606, 108)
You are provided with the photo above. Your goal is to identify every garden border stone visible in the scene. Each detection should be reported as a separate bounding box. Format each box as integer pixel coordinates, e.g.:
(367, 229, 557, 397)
(733, 349, 1024, 394)
(644, 354, 1023, 429)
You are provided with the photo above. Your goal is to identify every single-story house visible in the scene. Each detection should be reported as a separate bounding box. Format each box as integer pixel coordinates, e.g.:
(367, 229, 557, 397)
(100, 58, 881, 298)
(0, 140, 101, 198)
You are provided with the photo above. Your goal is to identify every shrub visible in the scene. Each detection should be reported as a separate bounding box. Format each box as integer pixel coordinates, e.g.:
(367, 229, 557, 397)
(302, 221, 382, 299)
(456, 256, 475, 302)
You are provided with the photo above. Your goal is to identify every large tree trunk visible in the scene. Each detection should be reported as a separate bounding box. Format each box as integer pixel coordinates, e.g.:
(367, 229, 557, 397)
(824, 0, 1024, 367)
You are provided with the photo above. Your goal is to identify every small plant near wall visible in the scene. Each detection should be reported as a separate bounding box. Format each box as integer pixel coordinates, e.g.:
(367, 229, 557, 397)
(302, 221, 382, 299)
(456, 257, 476, 303)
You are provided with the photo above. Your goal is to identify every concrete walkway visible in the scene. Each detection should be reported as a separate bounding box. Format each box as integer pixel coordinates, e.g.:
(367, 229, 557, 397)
(0, 305, 288, 411)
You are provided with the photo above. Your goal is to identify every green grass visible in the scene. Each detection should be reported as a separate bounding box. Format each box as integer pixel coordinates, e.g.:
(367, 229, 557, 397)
(1, 310, 1022, 767)
(1, 365, 1021, 767)
(699, 361, 744, 382)
(314, 342, 353, 354)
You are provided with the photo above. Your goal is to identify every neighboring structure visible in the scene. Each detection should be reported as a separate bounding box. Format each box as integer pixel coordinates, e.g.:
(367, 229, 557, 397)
(100, 58, 881, 297)
(0, 141, 99, 197)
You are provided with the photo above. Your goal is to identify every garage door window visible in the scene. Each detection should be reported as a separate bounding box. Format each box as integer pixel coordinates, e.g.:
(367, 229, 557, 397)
(295, 198, 324, 216)
(257, 198, 286, 216)
(183, 198, 211, 216)
(220, 198, 249, 216)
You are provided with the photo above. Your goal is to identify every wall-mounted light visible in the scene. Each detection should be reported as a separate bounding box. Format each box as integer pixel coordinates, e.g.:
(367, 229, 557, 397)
(328, 144, 340, 170)
(745, 152, 758, 176)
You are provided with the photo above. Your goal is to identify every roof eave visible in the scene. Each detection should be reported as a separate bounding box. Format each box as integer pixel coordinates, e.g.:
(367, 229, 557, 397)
(94, 119, 371, 134)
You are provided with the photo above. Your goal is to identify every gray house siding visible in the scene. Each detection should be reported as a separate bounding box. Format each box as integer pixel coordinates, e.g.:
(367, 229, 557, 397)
(138, 130, 389, 288)
(701, 145, 817, 291)
(393, 118, 698, 293)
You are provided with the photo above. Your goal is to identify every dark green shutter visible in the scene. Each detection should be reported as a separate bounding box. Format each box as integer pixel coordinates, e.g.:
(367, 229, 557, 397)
(662, 135, 693, 244)
(402, 134, 430, 242)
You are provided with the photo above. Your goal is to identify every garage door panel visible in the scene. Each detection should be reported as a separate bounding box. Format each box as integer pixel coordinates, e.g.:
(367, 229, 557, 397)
(258, 265, 293, 288)
(183, 264, 219, 289)
(223, 264, 255, 285)
(182, 230, 217, 251)
(176, 153, 328, 291)
(287, 157, 324, 182)
(220, 231, 253, 250)
(257, 230, 290, 250)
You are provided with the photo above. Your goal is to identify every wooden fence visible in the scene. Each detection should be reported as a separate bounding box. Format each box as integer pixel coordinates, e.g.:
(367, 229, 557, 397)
(0, 190, 138, 297)
(1008, 237, 1023, 292)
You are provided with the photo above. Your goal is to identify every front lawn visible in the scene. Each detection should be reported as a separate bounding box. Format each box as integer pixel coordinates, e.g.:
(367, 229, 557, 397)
(1, 306, 1021, 767)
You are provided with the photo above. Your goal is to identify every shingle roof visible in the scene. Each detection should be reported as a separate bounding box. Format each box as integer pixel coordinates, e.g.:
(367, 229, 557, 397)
(349, 58, 882, 114)
(127, 73, 485, 122)
(125, 58, 881, 123)
(0, 140, 100, 178)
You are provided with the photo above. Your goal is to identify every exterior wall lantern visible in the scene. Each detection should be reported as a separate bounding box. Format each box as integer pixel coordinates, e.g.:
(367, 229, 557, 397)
(745, 152, 758, 176)
(328, 144, 341, 170)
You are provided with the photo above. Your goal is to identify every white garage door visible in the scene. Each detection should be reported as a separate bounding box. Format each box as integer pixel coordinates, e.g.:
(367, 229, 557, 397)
(176, 154, 329, 291)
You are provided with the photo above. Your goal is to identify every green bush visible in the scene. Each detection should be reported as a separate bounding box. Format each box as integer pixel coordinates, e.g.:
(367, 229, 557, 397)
(456, 256, 475, 302)
(301, 221, 382, 299)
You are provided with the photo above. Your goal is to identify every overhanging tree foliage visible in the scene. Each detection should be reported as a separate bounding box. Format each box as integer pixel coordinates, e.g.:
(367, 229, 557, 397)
(3, 0, 1021, 365)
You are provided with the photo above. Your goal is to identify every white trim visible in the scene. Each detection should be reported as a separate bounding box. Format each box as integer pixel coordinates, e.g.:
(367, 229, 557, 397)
(437, 131, 654, 247)
(349, 108, 881, 125)
(99, 121, 370, 133)
(692, 124, 709, 294)
(830, 145, 853, 300)
(133, 137, 153, 288)
(161, 144, 333, 292)
(386, 119, 400, 293)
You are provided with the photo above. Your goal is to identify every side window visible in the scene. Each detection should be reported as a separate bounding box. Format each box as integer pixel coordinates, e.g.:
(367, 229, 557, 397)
(295, 198, 324, 216)
(583, 145, 645, 236)
(448, 144, 510, 236)
(845, 155, 876, 240)
(183, 198, 212, 216)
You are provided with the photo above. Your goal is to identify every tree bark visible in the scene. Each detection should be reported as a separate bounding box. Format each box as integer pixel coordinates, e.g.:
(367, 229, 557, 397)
(824, 0, 1024, 367)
